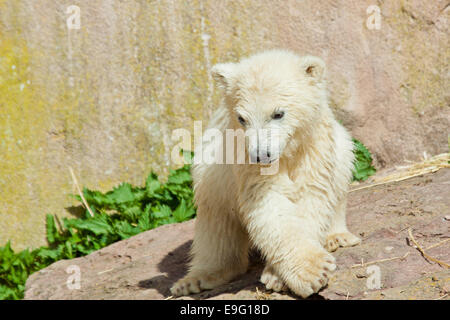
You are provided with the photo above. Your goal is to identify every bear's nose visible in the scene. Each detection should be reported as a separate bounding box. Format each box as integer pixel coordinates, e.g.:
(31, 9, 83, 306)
(256, 152, 271, 163)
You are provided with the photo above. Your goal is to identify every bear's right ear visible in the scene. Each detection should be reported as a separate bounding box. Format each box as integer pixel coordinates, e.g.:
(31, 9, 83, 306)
(299, 56, 325, 82)
(211, 63, 236, 89)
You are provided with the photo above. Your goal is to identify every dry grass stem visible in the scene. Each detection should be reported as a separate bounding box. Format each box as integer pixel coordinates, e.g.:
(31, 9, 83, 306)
(69, 166, 95, 217)
(408, 228, 449, 269)
(350, 153, 449, 193)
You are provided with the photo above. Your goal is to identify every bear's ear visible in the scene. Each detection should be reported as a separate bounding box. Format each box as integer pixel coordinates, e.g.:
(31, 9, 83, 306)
(300, 56, 325, 82)
(211, 63, 236, 89)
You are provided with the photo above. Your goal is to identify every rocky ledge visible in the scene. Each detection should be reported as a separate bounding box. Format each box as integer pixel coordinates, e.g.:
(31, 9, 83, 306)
(25, 169, 450, 300)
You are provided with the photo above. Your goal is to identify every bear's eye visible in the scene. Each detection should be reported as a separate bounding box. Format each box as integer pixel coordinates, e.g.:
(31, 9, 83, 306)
(237, 115, 247, 126)
(272, 110, 285, 120)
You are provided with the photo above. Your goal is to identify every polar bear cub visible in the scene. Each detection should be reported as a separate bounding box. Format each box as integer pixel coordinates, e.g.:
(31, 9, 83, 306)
(170, 49, 360, 298)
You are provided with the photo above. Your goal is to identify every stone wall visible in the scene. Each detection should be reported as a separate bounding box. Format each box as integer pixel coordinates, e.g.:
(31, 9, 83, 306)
(0, 0, 448, 249)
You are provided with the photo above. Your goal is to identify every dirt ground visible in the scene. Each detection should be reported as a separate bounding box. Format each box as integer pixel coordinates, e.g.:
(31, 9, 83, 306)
(25, 169, 450, 300)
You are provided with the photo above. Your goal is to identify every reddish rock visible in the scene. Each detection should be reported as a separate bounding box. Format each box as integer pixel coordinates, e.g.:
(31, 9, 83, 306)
(25, 169, 450, 300)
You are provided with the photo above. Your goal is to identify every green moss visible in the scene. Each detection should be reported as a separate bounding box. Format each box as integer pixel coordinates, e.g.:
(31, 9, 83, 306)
(0, 31, 94, 250)
(0, 35, 50, 226)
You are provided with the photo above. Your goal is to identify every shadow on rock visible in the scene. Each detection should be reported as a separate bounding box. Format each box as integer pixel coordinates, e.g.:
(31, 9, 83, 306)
(138, 241, 328, 299)
(138, 240, 192, 296)
(138, 243, 267, 299)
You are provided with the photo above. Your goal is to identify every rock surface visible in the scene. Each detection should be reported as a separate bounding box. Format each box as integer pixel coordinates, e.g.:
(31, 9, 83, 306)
(25, 169, 450, 300)
(1, 0, 449, 250)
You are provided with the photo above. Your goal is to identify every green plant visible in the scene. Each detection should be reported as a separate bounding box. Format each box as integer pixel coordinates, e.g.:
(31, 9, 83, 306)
(352, 138, 376, 181)
(0, 162, 195, 300)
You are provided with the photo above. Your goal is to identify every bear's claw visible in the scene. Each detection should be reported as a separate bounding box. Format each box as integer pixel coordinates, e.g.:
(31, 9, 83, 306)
(260, 265, 287, 292)
(170, 272, 228, 297)
(282, 250, 336, 298)
(325, 232, 361, 252)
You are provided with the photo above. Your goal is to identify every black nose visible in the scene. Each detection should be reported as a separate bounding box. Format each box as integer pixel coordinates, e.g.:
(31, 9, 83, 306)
(256, 152, 270, 163)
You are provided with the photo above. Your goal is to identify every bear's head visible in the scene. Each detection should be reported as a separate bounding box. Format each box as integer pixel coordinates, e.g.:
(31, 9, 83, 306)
(211, 49, 328, 164)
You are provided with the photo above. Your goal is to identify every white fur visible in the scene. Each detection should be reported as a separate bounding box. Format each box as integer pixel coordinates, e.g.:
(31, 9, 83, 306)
(170, 50, 360, 298)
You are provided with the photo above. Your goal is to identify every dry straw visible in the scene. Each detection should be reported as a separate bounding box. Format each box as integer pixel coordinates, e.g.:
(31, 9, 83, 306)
(69, 166, 95, 217)
(408, 228, 449, 269)
(350, 152, 450, 192)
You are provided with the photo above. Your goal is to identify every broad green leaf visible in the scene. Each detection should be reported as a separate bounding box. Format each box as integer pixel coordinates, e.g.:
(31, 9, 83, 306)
(153, 205, 172, 219)
(45, 214, 57, 244)
(66, 218, 113, 236)
(108, 183, 135, 204)
(352, 139, 376, 181)
(172, 199, 196, 222)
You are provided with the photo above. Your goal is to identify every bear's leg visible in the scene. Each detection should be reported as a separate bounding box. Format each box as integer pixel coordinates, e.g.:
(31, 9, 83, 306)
(170, 209, 249, 297)
(324, 198, 361, 252)
(246, 192, 337, 298)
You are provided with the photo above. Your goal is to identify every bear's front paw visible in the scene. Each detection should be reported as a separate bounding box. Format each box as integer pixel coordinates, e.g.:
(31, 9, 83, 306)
(170, 273, 226, 297)
(325, 232, 361, 252)
(260, 265, 287, 292)
(283, 250, 336, 298)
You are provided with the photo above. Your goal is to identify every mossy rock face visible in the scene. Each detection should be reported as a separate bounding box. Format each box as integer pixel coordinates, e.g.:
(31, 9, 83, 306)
(1, 0, 449, 249)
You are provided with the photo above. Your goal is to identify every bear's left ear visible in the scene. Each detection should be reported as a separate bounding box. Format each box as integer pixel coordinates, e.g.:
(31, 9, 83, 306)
(300, 56, 325, 82)
(211, 62, 236, 90)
